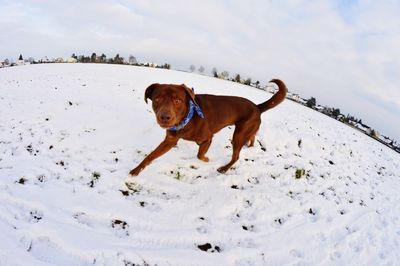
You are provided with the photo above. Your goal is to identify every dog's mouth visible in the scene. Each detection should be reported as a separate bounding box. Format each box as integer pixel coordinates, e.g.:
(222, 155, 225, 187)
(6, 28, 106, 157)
(157, 121, 176, 129)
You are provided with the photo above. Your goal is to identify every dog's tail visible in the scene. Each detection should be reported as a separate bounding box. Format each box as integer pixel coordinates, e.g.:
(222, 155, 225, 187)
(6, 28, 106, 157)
(257, 79, 287, 113)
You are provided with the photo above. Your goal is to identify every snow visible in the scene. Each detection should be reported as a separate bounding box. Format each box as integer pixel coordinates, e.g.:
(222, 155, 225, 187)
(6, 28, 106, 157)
(1, 63, 399, 266)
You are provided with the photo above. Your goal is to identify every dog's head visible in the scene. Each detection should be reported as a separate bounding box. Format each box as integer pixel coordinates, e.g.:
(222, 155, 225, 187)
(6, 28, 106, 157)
(144, 83, 198, 129)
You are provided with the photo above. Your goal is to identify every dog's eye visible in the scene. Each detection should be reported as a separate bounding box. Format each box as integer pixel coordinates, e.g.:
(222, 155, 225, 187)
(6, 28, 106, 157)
(154, 97, 161, 103)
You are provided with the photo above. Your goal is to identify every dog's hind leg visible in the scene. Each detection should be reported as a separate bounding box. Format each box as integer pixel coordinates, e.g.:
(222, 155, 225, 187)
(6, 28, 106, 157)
(217, 118, 260, 173)
(247, 134, 256, 147)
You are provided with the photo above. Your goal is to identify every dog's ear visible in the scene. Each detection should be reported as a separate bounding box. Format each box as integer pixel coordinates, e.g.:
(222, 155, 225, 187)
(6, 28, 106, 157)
(144, 83, 159, 103)
(181, 84, 199, 106)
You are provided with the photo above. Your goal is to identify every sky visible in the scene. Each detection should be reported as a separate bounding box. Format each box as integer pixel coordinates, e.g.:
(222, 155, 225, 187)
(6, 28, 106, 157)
(1, 0, 400, 141)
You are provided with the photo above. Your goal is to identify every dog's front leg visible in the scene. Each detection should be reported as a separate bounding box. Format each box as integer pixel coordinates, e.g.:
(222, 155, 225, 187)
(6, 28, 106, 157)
(197, 139, 212, 162)
(129, 133, 179, 176)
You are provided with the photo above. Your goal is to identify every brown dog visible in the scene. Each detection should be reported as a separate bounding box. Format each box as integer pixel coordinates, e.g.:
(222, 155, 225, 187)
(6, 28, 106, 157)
(129, 79, 287, 176)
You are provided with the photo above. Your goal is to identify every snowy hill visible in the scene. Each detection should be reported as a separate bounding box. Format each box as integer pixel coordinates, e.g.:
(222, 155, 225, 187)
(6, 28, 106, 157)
(1, 63, 399, 266)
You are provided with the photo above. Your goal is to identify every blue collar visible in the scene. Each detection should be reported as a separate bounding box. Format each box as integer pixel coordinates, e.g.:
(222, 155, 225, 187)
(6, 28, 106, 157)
(168, 100, 204, 131)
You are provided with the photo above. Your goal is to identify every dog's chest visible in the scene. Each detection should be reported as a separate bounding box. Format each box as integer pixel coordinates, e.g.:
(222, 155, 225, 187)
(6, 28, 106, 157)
(175, 120, 212, 142)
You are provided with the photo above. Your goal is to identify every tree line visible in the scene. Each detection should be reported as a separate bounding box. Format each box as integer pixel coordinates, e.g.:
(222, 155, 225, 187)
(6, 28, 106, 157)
(3, 53, 171, 70)
(71, 53, 171, 69)
(189, 64, 259, 87)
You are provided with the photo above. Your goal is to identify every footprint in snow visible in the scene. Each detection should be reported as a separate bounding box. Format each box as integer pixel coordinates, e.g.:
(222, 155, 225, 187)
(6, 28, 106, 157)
(290, 249, 304, 258)
(273, 217, 286, 227)
(272, 213, 293, 227)
(29, 210, 43, 223)
(23, 236, 85, 265)
(72, 212, 92, 226)
(137, 201, 161, 212)
(242, 225, 255, 232)
(236, 238, 257, 248)
(111, 219, 130, 237)
(307, 207, 320, 222)
(195, 216, 208, 234)
(197, 243, 221, 253)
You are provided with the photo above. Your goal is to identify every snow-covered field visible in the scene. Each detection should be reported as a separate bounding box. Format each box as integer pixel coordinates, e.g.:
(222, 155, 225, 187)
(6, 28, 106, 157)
(1, 63, 399, 266)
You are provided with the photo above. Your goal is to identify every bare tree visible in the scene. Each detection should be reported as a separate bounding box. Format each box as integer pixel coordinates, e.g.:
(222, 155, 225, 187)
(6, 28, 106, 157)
(235, 74, 241, 83)
(129, 55, 137, 65)
(114, 54, 124, 64)
(198, 66, 205, 74)
(306, 97, 316, 108)
(220, 71, 229, 80)
(91, 53, 97, 63)
(212, 67, 218, 77)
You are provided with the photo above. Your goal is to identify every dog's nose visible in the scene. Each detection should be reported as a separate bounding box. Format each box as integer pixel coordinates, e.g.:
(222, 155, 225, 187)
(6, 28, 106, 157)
(160, 112, 172, 122)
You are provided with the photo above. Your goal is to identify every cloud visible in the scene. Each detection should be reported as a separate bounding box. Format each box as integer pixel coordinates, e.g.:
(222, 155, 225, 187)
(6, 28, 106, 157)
(1, 0, 399, 140)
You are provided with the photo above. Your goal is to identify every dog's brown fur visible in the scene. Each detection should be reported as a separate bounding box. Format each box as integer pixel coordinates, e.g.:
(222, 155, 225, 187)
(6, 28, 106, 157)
(129, 79, 287, 176)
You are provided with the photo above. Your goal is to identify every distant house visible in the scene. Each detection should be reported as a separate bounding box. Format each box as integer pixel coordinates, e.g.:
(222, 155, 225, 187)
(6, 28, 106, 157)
(251, 81, 261, 88)
(16, 59, 28, 66)
(67, 57, 78, 63)
(41, 56, 50, 63)
(354, 122, 370, 133)
(315, 105, 325, 112)
(366, 128, 379, 138)
(321, 106, 332, 115)
(337, 114, 345, 122)
(347, 120, 357, 126)
(379, 135, 392, 145)
(287, 92, 302, 102)
(264, 85, 278, 94)
(95, 56, 103, 63)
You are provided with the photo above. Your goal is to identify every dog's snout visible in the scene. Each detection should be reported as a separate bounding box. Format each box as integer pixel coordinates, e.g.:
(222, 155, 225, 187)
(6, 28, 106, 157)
(160, 112, 172, 122)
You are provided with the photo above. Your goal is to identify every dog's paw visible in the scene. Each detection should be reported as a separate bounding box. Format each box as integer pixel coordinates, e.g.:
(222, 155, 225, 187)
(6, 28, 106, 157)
(217, 166, 228, 173)
(129, 167, 141, 176)
(198, 156, 209, 162)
